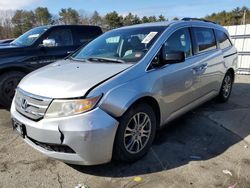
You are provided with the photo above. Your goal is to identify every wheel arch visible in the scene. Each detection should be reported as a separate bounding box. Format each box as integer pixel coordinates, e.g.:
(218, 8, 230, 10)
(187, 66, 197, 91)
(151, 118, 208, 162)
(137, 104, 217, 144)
(122, 96, 161, 130)
(0, 66, 30, 76)
(227, 68, 235, 83)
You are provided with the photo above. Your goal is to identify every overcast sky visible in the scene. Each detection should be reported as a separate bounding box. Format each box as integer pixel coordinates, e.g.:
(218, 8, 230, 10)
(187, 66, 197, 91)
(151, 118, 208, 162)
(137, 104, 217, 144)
(0, 0, 249, 18)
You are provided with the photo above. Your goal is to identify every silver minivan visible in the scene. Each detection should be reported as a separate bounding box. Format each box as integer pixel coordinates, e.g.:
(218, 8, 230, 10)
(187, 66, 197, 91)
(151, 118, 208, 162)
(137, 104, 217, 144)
(11, 18, 237, 165)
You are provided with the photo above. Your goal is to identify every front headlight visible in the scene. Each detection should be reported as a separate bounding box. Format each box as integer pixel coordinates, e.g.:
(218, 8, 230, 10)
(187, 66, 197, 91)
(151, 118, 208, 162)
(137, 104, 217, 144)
(45, 95, 102, 118)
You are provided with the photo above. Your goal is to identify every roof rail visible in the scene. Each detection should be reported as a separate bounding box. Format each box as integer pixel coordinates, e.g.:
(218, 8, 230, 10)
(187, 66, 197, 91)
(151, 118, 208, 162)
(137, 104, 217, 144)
(182, 17, 217, 24)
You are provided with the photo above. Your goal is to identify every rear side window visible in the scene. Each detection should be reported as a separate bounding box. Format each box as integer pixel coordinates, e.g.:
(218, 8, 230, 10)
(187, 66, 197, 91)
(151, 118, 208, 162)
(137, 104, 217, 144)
(193, 27, 216, 53)
(165, 28, 192, 58)
(215, 30, 232, 49)
(74, 27, 102, 45)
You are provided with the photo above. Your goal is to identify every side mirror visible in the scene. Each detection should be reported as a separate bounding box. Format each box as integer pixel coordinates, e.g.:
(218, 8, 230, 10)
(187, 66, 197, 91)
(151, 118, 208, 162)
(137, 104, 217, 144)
(162, 47, 185, 64)
(42, 39, 56, 47)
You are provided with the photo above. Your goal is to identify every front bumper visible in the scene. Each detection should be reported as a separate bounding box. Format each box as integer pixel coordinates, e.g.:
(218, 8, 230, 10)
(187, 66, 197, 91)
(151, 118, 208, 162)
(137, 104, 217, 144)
(11, 102, 119, 165)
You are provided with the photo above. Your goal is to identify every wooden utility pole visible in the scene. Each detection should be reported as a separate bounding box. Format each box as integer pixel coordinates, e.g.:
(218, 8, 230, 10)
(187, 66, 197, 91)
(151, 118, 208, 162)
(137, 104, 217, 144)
(242, 9, 246, 25)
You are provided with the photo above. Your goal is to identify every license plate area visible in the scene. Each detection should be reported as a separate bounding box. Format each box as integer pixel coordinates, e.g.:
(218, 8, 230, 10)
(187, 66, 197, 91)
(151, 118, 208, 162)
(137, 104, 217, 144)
(12, 119, 26, 138)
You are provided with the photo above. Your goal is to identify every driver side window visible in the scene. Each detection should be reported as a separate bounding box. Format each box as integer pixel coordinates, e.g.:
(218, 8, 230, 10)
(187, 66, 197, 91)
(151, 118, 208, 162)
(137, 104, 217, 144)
(165, 28, 192, 58)
(46, 28, 73, 47)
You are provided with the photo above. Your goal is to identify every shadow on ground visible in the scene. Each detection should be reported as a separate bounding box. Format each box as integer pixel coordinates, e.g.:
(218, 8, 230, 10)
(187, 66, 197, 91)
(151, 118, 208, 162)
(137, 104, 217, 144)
(70, 82, 250, 177)
(0, 105, 9, 111)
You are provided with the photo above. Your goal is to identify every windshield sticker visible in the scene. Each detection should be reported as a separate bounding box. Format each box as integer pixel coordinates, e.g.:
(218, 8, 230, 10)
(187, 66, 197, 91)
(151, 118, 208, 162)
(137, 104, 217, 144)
(28, 34, 40, 38)
(106, 36, 120, 43)
(141, 32, 158, 44)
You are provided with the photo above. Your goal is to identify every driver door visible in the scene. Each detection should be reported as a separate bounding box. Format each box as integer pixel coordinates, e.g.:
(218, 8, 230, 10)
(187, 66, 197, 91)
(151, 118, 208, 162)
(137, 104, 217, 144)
(34, 28, 76, 68)
(154, 27, 201, 123)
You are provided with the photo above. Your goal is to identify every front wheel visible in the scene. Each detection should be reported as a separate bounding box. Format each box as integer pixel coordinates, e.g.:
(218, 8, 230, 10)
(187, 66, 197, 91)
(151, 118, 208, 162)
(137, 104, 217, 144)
(113, 103, 156, 163)
(0, 71, 25, 109)
(217, 72, 233, 103)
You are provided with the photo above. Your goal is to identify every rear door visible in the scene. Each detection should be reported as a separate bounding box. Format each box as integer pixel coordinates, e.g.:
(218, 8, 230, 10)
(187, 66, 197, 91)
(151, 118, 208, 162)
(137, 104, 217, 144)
(191, 27, 224, 97)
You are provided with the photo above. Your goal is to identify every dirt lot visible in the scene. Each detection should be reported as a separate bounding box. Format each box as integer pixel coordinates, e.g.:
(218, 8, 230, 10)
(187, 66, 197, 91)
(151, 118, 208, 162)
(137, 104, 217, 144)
(0, 75, 250, 188)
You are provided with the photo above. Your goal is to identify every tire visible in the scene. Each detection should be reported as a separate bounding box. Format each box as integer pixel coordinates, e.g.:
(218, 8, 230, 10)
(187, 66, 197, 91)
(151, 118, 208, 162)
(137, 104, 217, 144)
(217, 72, 233, 103)
(113, 103, 156, 163)
(0, 71, 25, 109)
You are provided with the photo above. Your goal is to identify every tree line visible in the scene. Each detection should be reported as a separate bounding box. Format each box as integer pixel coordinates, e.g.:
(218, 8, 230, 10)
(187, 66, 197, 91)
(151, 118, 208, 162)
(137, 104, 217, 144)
(205, 6, 250, 25)
(0, 7, 169, 39)
(0, 6, 249, 40)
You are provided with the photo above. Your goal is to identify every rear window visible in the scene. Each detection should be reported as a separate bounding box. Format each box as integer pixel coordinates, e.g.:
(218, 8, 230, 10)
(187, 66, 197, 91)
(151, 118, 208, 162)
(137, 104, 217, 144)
(74, 27, 102, 45)
(215, 30, 232, 49)
(193, 27, 217, 53)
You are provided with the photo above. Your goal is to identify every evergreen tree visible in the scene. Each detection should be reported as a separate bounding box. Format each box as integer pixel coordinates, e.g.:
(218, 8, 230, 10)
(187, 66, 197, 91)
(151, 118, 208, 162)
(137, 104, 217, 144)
(59, 8, 80, 24)
(104, 11, 123, 29)
(35, 7, 52, 25)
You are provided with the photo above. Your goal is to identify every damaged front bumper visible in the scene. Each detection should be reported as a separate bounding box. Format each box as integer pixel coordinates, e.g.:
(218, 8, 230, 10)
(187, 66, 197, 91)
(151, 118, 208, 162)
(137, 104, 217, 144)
(11, 103, 119, 165)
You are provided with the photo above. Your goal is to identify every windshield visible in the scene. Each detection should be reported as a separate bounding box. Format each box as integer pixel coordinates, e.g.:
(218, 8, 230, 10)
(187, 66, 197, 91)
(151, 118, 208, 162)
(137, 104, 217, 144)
(11, 26, 49, 46)
(71, 26, 166, 63)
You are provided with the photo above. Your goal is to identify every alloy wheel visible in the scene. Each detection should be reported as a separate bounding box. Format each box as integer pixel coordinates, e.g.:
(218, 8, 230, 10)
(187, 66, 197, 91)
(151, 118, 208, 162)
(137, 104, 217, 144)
(222, 75, 232, 99)
(123, 112, 152, 154)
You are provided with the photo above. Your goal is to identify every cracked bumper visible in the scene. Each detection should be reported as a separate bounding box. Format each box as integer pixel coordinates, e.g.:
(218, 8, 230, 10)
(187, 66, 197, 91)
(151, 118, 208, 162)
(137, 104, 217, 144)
(11, 103, 119, 165)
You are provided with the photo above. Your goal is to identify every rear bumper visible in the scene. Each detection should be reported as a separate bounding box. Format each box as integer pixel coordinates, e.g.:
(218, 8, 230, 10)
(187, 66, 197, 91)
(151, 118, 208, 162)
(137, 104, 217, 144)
(11, 102, 119, 165)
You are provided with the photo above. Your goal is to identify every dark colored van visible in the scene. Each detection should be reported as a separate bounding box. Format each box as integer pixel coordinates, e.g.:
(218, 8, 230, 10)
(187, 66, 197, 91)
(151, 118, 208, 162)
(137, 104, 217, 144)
(0, 25, 102, 108)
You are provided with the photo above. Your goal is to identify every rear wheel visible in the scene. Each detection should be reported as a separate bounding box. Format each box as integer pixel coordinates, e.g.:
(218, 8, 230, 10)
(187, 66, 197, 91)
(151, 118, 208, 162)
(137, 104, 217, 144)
(0, 71, 25, 109)
(217, 72, 233, 103)
(113, 103, 156, 162)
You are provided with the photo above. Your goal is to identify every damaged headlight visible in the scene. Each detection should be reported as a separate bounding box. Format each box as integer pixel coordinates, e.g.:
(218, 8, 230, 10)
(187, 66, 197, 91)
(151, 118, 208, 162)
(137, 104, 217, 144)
(45, 95, 102, 118)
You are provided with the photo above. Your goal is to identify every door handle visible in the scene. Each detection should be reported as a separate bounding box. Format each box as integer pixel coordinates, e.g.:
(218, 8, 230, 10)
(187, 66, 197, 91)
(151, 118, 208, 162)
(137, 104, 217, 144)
(192, 66, 200, 72)
(192, 63, 208, 74)
(201, 63, 208, 70)
(67, 51, 74, 54)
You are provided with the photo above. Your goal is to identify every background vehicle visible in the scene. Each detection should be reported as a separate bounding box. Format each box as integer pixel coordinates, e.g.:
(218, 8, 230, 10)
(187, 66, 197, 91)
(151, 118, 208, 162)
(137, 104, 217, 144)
(11, 19, 237, 165)
(0, 25, 102, 108)
(0, 38, 15, 44)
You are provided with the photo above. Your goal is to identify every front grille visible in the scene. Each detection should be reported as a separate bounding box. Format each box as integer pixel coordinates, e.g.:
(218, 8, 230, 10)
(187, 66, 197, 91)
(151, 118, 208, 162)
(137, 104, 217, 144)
(28, 137, 76, 153)
(15, 88, 52, 121)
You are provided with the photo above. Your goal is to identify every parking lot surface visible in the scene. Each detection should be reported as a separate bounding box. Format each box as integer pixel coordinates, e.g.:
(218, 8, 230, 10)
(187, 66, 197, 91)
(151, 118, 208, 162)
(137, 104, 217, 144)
(0, 75, 250, 188)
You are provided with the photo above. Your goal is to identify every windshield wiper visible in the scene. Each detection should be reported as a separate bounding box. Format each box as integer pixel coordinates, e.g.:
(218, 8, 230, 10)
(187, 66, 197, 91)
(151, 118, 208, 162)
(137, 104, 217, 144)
(68, 56, 86, 62)
(87, 57, 125, 64)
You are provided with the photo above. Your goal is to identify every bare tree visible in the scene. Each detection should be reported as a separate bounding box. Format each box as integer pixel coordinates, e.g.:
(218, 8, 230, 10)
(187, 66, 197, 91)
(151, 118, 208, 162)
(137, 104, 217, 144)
(78, 9, 91, 25)
(0, 10, 15, 39)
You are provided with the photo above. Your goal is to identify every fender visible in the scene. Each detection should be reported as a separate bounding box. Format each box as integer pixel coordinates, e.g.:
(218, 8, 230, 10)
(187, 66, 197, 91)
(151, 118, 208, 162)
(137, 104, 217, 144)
(99, 73, 162, 119)
(0, 65, 32, 75)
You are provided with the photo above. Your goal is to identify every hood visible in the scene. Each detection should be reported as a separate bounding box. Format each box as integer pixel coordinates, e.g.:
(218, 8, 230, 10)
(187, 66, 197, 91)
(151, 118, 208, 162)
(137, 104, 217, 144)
(19, 60, 133, 98)
(0, 44, 23, 56)
(0, 44, 20, 49)
(0, 43, 10, 46)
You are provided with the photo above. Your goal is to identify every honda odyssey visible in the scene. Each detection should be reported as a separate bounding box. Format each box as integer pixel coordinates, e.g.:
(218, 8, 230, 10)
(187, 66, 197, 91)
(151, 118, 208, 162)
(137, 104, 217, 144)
(11, 18, 237, 165)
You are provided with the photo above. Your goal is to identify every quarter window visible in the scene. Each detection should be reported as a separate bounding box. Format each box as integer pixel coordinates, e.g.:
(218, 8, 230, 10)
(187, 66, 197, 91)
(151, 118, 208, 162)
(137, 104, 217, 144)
(165, 28, 192, 58)
(215, 30, 232, 49)
(193, 27, 216, 53)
